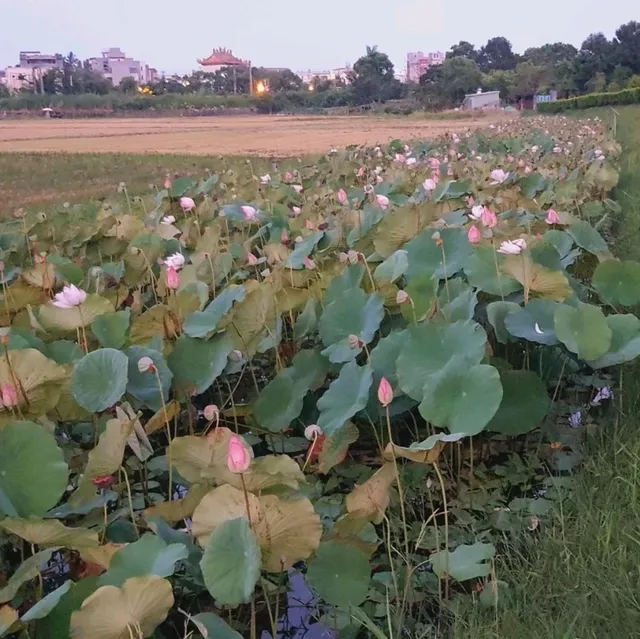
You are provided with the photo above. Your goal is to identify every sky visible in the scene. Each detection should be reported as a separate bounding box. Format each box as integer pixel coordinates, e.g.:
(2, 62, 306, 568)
(1, 0, 635, 75)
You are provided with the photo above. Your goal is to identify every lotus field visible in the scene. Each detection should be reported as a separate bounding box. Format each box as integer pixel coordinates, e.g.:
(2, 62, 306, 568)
(0, 114, 635, 638)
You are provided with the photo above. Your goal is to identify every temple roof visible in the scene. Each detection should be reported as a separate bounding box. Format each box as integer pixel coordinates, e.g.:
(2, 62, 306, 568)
(198, 48, 246, 67)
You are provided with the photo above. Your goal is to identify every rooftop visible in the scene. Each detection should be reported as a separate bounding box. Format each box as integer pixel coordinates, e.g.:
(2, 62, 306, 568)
(198, 48, 247, 67)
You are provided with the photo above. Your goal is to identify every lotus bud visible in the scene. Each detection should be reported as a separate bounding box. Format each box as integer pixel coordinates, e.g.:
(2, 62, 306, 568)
(203, 404, 220, 422)
(338, 188, 348, 204)
(137, 356, 156, 374)
(347, 250, 359, 265)
(348, 334, 362, 349)
(468, 225, 482, 244)
(339, 252, 349, 264)
(545, 209, 561, 225)
(0, 384, 18, 409)
(303, 257, 316, 270)
(304, 424, 323, 441)
(377, 377, 393, 407)
(291, 206, 302, 217)
(180, 197, 196, 212)
(481, 208, 497, 229)
(166, 266, 180, 290)
(247, 253, 259, 266)
(305, 220, 314, 230)
(229, 350, 244, 362)
(396, 290, 410, 305)
(227, 435, 251, 473)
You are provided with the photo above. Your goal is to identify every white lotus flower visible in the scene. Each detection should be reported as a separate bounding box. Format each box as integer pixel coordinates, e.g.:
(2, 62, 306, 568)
(161, 215, 176, 225)
(137, 357, 156, 373)
(497, 239, 527, 255)
(164, 253, 185, 270)
(53, 284, 87, 309)
(490, 169, 508, 185)
(470, 205, 484, 220)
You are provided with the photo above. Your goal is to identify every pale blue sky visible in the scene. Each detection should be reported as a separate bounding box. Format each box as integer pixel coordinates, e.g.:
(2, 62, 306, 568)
(1, 0, 635, 74)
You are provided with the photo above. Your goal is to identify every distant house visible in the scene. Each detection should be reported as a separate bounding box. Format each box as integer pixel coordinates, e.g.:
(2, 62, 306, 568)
(87, 48, 154, 86)
(198, 48, 248, 73)
(462, 89, 501, 110)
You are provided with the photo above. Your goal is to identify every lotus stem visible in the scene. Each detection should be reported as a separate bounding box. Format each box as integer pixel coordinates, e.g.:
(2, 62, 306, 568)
(152, 368, 173, 503)
(120, 465, 139, 539)
(77, 306, 89, 353)
(433, 462, 450, 600)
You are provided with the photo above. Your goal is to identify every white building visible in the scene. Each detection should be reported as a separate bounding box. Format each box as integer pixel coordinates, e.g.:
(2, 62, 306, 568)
(462, 89, 501, 110)
(87, 48, 156, 86)
(297, 66, 352, 85)
(2, 51, 62, 92)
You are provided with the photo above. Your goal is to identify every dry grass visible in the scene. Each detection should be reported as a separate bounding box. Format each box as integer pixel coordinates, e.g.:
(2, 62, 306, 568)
(0, 113, 512, 156)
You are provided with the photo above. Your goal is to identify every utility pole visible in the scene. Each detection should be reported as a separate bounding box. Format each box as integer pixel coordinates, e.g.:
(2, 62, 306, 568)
(249, 61, 253, 96)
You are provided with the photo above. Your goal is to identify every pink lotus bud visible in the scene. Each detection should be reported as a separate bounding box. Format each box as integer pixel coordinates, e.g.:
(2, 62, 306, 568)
(507, 155, 514, 163)
(396, 290, 410, 305)
(348, 334, 361, 349)
(423, 178, 437, 191)
(166, 266, 180, 290)
(281, 230, 289, 243)
(180, 197, 195, 212)
(303, 257, 316, 270)
(203, 404, 219, 422)
(347, 250, 359, 265)
(164, 177, 172, 190)
(227, 434, 252, 474)
(305, 220, 314, 230)
(395, 154, 406, 164)
(357, 166, 366, 177)
(429, 158, 440, 170)
(247, 253, 259, 266)
(376, 194, 390, 210)
(292, 184, 303, 193)
(304, 424, 323, 441)
(137, 357, 156, 374)
(291, 206, 301, 217)
(339, 252, 349, 264)
(338, 189, 348, 204)
(481, 208, 497, 228)
(377, 377, 393, 407)
(0, 384, 18, 409)
(468, 225, 482, 244)
(447, 167, 455, 177)
(241, 205, 257, 221)
(545, 209, 561, 225)
(284, 171, 293, 181)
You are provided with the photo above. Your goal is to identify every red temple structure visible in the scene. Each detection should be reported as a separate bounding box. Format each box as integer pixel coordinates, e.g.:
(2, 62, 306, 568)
(197, 48, 248, 71)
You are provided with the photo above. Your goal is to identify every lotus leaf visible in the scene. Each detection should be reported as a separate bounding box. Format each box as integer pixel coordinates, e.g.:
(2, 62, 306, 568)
(71, 348, 129, 412)
(593, 260, 640, 307)
(0, 518, 98, 550)
(554, 303, 612, 361)
(429, 542, 495, 581)
(39, 294, 114, 331)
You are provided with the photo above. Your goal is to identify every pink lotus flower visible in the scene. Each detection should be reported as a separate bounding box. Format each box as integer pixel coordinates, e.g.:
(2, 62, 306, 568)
(291, 206, 301, 217)
(429, 158, 440, 170)
(304, 424, 322, 441)
(376, 194, 390, 210)
(180, 197, 195, 212)
(498, 239, 527, 255)
(481, 208, 497, 228)
(467, 225, 482, 244)
(377, 377, 393, 407)
(227, 434, 251, 473)
(284, 171, 293, 181)
(338, 188, 348, 204)
(203, 404, 219, 422)
(166, 266, 180, 290)
(396, 290, 410, 305)
(406, 157, 417, 167)
(524, 166, 532, 174)
(490, 169, 508, 185)
(247, 253, 259, 266)
(545, 209, 561, 225)
(53, 284, 87, 309)
(292, 184, 303, 193)
(241, 205, 257, 221)
(423, 178, 437, 191)
(470, 205, 484, 221)
(394, 154, 406, 164)
(165, 252, 185, 270)
(357, 166, 366, 177)
(303, 257, 316, 270)
(0, 384, 18, 409)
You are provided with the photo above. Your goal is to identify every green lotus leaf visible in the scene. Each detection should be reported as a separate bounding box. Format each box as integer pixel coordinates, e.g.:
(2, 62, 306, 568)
(437, 279, 478, 323)
(307, 540, 371, 607)
(554, 303, 612, 361)
(319, 288, 384, 362)
(91, 310, 131, 349)
(168, 334, 233, 395)
(593, 260, 640, 307)
(401, 273, 438, 322)
(99, 534, 189, 587)
(405, 227, 472, 281)
(284, 231, 324, 269)
(587, 314, 640, 369)
(46, 340, 84, 364)
(254, 349, 328, 432)
(183, 285, 246, 339)
(200, 518, 261, 606)
(504, 299, 560, 345)
(374, 250, 408, 284)
(71, 348, 129, 412)
(21, 580, 72, 622)
(69, 575, 174, 639)
(567, 220, 610, 259)
(487, 301, 521, 344)
(429, 542, 495, 581)
(0, 421, 68, 518)
(190, 612, 243, 639)
(397, 321, 487, 400)
(39, 294, 114, 332)
(170, 176, 197, 197)
(464, 246, 522, 296)
(487, 370, 550, 435)
(125, 346, 172, 411)
(0, 349, 67, 424)
(418, 358, 503, 436)
(317, 361, 372, 436)
(293, 297, 319, 344)
(317, 422, 359, 474)
(325, 265, 365, 304)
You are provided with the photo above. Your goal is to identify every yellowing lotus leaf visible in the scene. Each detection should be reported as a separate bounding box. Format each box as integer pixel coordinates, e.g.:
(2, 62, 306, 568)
(264, 243, 291, 264)
(0, 518, 99, 549)
(276, 287, 310, 314)
(143, 482, 211, 523)
(70, 575, 174, 639)
(192, 484, 322, 572)
(144, 400, 180, 436)
(103, 214, 146, 242)
(345, 462, 397, 524)
(383, 441, 445, 465)
(374, 208, 428, 258)
(0, 349, 66, 425)
(79, 543, 126, 571)
(129, 304, 179, 346)
(22, 262, 56, 289)
(39, 294, 114, 331)
(500, 254, 572, 302)
(55, 364, 92, 422)
(0, 605, 18, 635)
(0, 282, 47, 324)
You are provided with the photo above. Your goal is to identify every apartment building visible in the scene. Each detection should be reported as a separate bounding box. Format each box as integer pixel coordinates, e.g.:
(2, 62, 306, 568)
(406, 51, 445, 82)
(2, 51, 62, 92)
(87, 47, 156, 86)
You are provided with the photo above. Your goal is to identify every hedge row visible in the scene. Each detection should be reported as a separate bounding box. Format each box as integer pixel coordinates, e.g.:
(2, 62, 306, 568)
(538, 87, 640, 114)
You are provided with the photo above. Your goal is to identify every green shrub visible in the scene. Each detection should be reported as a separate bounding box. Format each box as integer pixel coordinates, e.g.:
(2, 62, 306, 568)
(539, 87, 640, 113)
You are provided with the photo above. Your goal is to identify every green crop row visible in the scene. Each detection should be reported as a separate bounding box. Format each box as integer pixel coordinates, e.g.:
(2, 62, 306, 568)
(538, 88, 640, 114)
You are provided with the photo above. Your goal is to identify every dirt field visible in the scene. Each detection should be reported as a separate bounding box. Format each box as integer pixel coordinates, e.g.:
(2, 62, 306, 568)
(0, 113, 512, 156)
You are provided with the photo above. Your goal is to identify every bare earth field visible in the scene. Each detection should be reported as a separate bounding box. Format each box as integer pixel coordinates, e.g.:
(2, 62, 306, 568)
(0, 113, 511, 156)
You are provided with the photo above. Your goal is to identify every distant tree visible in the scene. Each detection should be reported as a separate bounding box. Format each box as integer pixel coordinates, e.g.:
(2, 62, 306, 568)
(615, 21, 640, 73)
(478, 37, 518, 71)
(586, 71, 607, 93)
(261, 69, 303, 93)
(0, 83, 9, 98)
(522, 43, 577, 67)
(42, 69, 63, 95)
(483, 69, 516, 101)
(440, 57, 483, 104)
(509, 62, 550, 97)
(447, 41, 478, 61)
(628, 74, 640, 88)
(119, 76, 138, 94)
(352, 46, 404, 104)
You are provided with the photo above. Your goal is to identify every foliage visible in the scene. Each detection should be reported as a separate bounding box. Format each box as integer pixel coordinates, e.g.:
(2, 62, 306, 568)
(538, 87, 640, 113)
(0, 113, 632, 637)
